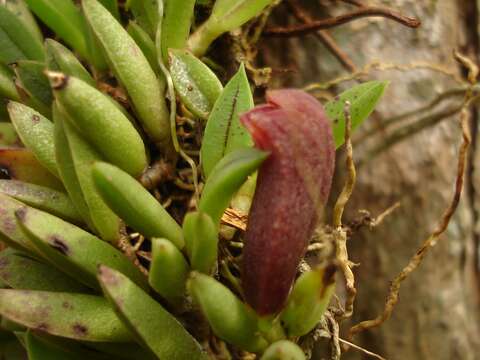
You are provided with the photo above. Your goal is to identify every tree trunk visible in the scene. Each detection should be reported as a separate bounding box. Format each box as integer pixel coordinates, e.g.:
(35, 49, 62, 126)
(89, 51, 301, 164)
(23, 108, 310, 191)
(258, 1, 480, 358)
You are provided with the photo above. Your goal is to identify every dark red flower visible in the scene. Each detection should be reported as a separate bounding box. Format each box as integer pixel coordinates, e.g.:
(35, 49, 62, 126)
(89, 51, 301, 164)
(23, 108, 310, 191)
(240, 89, 335, 315)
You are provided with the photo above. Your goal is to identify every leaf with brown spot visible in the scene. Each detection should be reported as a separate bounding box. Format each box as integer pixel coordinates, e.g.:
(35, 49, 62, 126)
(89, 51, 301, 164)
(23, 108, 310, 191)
(0, 289, 133, 342)
(15, 206, 147, 291)
(0, 180, 82, 224)
(0, 248, 88, 292)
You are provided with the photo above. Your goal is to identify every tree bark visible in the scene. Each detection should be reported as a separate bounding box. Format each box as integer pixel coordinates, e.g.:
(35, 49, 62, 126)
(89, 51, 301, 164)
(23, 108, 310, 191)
(258, 1, 480, 359)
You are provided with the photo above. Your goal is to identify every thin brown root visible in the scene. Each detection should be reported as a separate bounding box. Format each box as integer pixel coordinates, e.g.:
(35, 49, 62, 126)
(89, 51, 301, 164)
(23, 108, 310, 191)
(304, 61, 465, 92)
(348, 107, 471, 340)
(333, 102, 357, 227)
(287, 1, 357, 72)
(371, 202, 402, 227)
(263, 4, 420, 37)
(337, 338, 387, 360)
(332, 102, 358, 320)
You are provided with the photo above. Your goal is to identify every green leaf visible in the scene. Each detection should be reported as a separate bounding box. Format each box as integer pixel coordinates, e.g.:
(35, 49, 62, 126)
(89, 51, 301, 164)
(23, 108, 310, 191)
(92, 162, 184, 249)
(0, 289, 133, 342)
(0, 123, 21, 147)
(61, 116, 122, 243)
(15, 205, 147, 291)
(0, 148, 64, 190)
(45, 39, 95, 87)
(98, 0, 120, 20)
(0, 248, 88, 292)
(324, 80, 388, 148)
(83, 0, 171, 152)
(128, 0, 159, 38)
(0, 64, 20, 101)
(50, 75, 147, 178)
(182, 211, 218, 274)
(161, 0, 196, 62)
(187, 0, 274, 56)
(201, 64, 253, 177)
(0, 5, 45, 64)
(26, 331, 90, 360)
(0, 194, 40, 253)
(13, 60, 53, 117)
(7, 101, 58, 177)
(260, 340, 306, 360)
(127, 21, 160, 74)
(188, 271, 268, 352)
(280, 265, 336, 337)
(53, 103, 96, 229)
(0, 180, 82, 224)
(1, 0, 43, 44)
(169, 49, 223, 119)
(24, 0, 106, 69)
(98, 265, 208, 360)
(149, 238, 189, 304)
(199, 148, 268, 225)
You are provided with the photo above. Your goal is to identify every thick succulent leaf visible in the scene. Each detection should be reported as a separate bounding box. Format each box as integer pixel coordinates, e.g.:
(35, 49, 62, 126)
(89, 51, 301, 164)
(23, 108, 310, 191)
(86, 341, 157, 360)
(0, 180, 82, 224)
(24, 0, 102, 68)
(149, 238, 189, 304)
(98, 265, 208, 360)
(53, 104, 95, 229)
(0, 194, 39, 252)
(161, 0, 196, 61)
(199, 148, 268, 225)
(45, 39, 95, 86)
(0, 64, 20, 101)
(0, 289, 133, 342)
(0, 5, 45, 64)
(92, 162, 184, 249)
(127, 21, 160, 74)
(260, 340, 306, 360)
(128, 0, 159, 38)
(169, 49, 223, 119)
(51, 75, 147, 178)
(97, 0, 120, 20)
(15, 205, 147, 291)
(188, 272, 268, 352)
(182, 211, 218, 274)
(0, 148, 64, 190)
(0, 123, 21, 147)
(83, 0, 171, 152)
(7, 102, 58, 177)
(324, 80, 388, 148)
(26, 331, 89, 360)
(1, 0, 43, 44)
(201, 64, 253, 177)
(280, 265, 336, 337)
(0, 248, 88, 292)
(13, 61, 53, 113)
(62, 118, 122, 243)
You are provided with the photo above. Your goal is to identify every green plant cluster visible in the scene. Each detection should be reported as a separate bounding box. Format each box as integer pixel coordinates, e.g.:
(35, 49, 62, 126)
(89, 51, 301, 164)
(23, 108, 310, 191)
(0, 0, 387, 358)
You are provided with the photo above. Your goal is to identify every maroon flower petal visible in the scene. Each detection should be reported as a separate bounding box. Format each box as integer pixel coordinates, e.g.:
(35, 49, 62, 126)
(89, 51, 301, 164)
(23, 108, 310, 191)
(241, 89, 335, 315)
